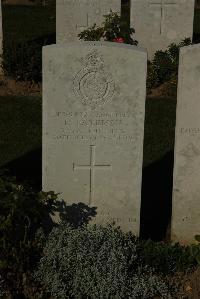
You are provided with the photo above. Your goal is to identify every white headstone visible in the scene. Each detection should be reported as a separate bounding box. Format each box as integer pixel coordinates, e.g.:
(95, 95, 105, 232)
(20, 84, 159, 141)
(43, 41, 147, 234)
(172, 44, 200, 243)
(56, 0, 121, 43)
(130, 0, 195, 59)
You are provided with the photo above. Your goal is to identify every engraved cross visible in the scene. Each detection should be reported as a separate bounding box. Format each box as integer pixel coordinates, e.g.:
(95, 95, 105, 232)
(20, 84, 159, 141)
(149, 0, 177, 34)
(73, 145, 112, 205)
(76, 13, 89, 32)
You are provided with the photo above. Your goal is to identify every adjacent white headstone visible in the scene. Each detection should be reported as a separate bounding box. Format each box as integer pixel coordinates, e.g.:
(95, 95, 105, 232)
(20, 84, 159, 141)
(130, 0, 195, 59)
(172, 44, 200, 243)
(43, 42, 147, 234)
(56, 0, 121, 43)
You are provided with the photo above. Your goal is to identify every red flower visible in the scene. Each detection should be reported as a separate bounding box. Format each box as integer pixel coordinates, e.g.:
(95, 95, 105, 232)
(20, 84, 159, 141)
(112, 37, 125, 43)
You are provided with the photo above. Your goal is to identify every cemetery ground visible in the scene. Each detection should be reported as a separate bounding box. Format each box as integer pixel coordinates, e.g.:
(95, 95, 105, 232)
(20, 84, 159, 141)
(2, 86, 200, 299)
(1, 3, 200, 299)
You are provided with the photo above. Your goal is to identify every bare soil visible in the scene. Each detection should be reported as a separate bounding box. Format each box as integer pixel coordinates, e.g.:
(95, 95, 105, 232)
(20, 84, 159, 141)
(180, 268, 200, 299)
(147, 81, 177, 99)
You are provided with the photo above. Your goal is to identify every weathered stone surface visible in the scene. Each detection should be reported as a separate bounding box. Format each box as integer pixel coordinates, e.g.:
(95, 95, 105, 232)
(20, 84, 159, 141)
(172, 44, 200, 243)
(56, 0, 121, 43)
(43, 41, 147, 234)
(130, 0, 195, 59)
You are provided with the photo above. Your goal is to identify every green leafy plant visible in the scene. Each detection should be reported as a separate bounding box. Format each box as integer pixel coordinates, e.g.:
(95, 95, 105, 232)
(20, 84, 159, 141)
(0, 171, 58, 298)
(138, 239, 197, 275)
(147, 38, 192, 90)
(2, 33, 55, 83)
(78, 11, 138, 45)
(1, 169, 200, 298)
(195, 235, 200, 243)
(2, 39, 42, 83)
(35, 224, 176, 299)
(189, 235, 200, 265)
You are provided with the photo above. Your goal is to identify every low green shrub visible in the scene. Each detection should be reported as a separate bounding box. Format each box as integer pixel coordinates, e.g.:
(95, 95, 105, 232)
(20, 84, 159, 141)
(78, 11, 138, 45)
(35, 224, 176, 299)
(138, 240, 197, 275)
(2, 33, 55, 83)
(0, 171, 58, 298)
(2, 39, 42, 83)
(1, 171, 199, 298)
(147, 38, 192, 90)
(189, 235, 200, 264)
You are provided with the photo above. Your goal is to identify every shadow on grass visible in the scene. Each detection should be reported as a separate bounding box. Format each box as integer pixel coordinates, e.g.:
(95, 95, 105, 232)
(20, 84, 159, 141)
(0, 149, 97, 231)
(1, 148, 42, 191)
(141, 150, 174, 242)
(0, 147, 174, 240)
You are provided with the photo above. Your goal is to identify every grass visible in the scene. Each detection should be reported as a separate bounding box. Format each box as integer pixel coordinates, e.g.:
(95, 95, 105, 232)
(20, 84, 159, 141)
(0, 96, 42, 167)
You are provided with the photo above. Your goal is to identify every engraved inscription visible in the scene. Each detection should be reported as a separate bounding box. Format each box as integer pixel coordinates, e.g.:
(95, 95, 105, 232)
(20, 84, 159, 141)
(149, 0, 177, 34)
(73, 145, 112, 205)
(53, 111, 136, 143)
(175, 128, 200, 189)
(179, 127, 200, 135)
(73, 50, 115, 110)
(93, 215, 137, 224)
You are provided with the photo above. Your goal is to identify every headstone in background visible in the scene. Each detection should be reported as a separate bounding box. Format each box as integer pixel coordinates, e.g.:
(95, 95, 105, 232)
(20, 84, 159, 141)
(43, 41, 147, 234)
(172, 44, 200, 243)
(130, 0, 195, 59)
(56, 0, 121, 43)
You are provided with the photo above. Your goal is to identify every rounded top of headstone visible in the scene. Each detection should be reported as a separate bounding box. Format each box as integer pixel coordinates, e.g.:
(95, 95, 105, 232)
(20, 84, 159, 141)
(43, 41, 147, 56)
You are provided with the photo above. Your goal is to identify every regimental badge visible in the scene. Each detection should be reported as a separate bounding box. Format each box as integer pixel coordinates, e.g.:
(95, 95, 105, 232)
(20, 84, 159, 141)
(73, 50, 115, 110)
